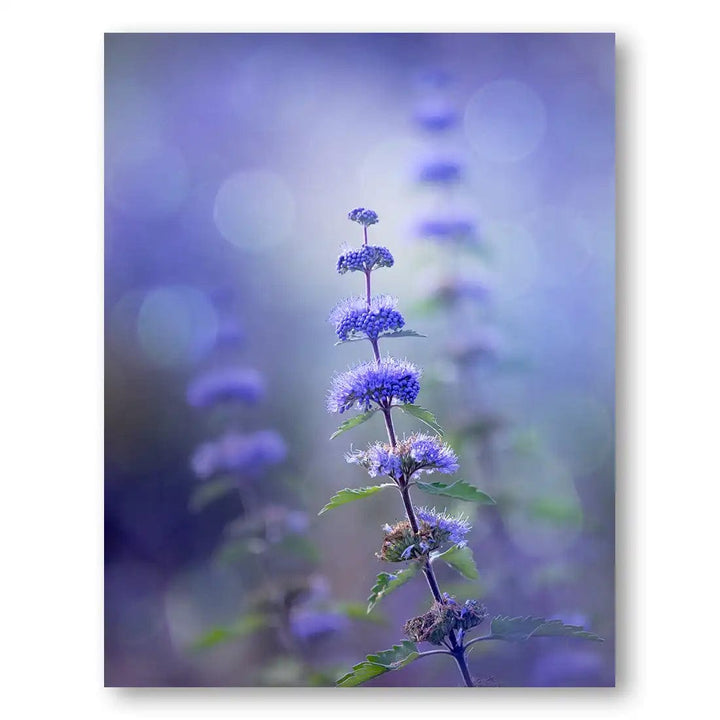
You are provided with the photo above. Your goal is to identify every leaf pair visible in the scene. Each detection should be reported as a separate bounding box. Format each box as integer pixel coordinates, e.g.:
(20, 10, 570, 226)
(329, 403, 442, 440)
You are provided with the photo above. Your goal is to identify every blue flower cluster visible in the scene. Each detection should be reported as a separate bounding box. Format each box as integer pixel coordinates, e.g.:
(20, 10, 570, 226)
(415, 507, 471, 547)
(336, 244, 394, 274)
(329, 295, 405, 341)
(348, 207, 379, 226)
(347, 443, 403, 480)
(327, 357, 421, 413)
(190, 430, 287, 480)
(418, 160, 462, 184)
(346, 433, 458, 480)
(186, 367, 265, 408)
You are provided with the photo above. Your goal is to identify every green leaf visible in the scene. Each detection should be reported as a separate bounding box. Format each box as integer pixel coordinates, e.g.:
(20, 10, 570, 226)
(191, 613, 269, 650)
(431, 545, 479, 580)
(336, 662, 388, 687)
(330, 408, 378, 440)
(188, 477, 234, 512)
(337, 641, 420, 687)
(415, 479, 495, 505)
(489, 616, 604, 642)
(367, 563, 420, 613)
(334, 602, 387, 624)
(318, 484, 394, 515)
(396, 404, 444, 434)
(335, 329, 427, 345)
(366, 640, 419, 668)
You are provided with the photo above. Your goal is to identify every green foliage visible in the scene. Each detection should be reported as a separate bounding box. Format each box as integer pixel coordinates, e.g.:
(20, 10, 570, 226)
(489, 616, 604, 642)
(336, 641, 419, 687)
(415, 479, 495, 505)
(431, 545, 480, 580)
(335, 329, 427, 345)
(396, 403, 444, 434)
(330, 408, 378, 440)
(367, 562, 421, 612)
(188, 477, 234, 512)
(191, 613, 269, 650)
(318, 484, 394, 515)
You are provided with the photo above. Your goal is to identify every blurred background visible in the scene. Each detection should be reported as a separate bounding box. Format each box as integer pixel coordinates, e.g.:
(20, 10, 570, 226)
(105, 32, 615, 687)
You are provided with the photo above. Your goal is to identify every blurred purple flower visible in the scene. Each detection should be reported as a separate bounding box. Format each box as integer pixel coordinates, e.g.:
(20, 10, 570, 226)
(190, 430, 286, 480)
(186, 367, 264, 407)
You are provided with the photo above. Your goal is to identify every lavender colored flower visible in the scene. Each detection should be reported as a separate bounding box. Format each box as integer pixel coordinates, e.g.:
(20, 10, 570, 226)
(327, 357, 421, 413)
(289, 609, 349, 641)
(348, 207, 379, 226)
(417, 160, 463, 184)
(413, 105, 459, 132)
(186, 367, 264, 407)
(346, 443, 404, 480)
(336, 245, 394, 274)
(347, 433, 458, 480)
(416, 217, 476, 242)
(415, 507, 471, 547)
(432, 276, 490, 305)
(190, 429, 286, 480)
(329, 295, 405, 341)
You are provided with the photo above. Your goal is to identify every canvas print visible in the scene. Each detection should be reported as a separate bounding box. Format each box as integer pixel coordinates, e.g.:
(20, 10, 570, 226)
(105, 32, 615, 687)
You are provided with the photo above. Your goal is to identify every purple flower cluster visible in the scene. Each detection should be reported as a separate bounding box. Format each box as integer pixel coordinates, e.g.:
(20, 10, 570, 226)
(186, 367, 264, 408)
(336, 245, 394, 274)
(415, 507, 471, 547)
(348, 207, 379, 226)
(329, 295, 405, 341)
(346, 443, 403, 480)
(346, 433, 458, 480)
(417, 160, 463, 184)
(190, 429, 287, 480)
(416, 217, 476, 242)
(327, 357, 421, 413)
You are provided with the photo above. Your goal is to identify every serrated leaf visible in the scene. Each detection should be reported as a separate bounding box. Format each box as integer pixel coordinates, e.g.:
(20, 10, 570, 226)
(415, 479, 495, 505)
(318, 484, 394, 515)
(366, 640, 419, 668)
(396, 404, 444, 434)
(490, 615, 603, 642)
(367, 563, 420, 613)
(336, 661, 388, 687)
(330, 408, 378, 440)
(335, 329, 427, 345)
(431, 545, 479, 580)
(191, 613, 269, 650)
(336, 641, 420, 687)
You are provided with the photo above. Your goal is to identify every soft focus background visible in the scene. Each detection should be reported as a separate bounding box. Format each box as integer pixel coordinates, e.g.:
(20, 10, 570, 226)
(105, 32, 614, 687)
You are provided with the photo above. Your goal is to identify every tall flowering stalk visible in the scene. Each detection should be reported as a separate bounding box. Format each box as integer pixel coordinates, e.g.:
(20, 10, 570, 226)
(322, 209, 602, 687)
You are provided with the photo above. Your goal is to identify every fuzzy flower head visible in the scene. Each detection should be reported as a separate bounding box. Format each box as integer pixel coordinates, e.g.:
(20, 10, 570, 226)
(329, 295, 405, 342)
(348, 207, 379, 226)
(346, 433, 458, 480)
(186, 367, 264, 408)
(190, 430, 286, 480)
(378, 508, 470, 562)
(327, 357, 421, 414)
(336, 245, 394, 274)
(415, 507, 471, 547)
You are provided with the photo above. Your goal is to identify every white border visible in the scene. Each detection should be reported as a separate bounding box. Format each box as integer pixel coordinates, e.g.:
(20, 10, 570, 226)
(4, 1, 719, 717)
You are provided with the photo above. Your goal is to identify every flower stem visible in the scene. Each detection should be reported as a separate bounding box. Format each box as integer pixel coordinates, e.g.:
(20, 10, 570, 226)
(362, 224, 473, 687)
